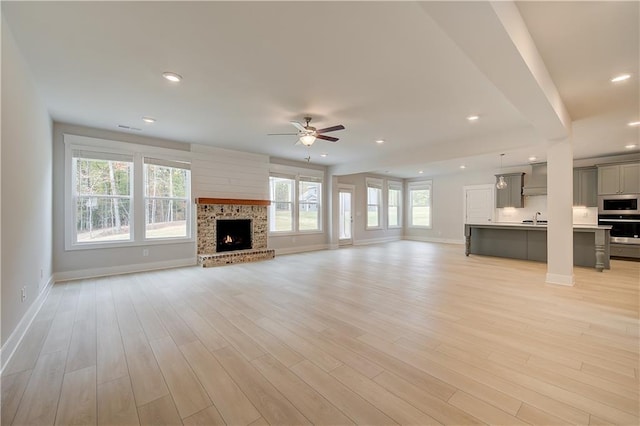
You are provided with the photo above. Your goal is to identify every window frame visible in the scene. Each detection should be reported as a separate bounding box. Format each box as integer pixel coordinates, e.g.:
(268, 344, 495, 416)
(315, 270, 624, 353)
(269, 174, 296, 234)
(387, 180, 403, 229)
(71, 149, 135, 245)
(366, 177, 383, 230)
(408, 180, 433, 229)
(143, 157, 192, 241)
(65, 134, 193, 251)
(268, 165, 324, 235)
(298, 176, 322, 232)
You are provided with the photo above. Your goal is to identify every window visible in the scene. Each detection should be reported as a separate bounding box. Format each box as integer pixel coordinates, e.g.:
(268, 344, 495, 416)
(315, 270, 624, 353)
(269, 166, 323, 234)
(269, 176, 294, 232)
(387, 181, 402, 228)
(144, 158, 191, 239)
(299, 177, 321, 231)
(409, 181, 432, 228)
(72, 150, 133, 243)
(66, 134, 192, 249)
(366, 178, 383, 229)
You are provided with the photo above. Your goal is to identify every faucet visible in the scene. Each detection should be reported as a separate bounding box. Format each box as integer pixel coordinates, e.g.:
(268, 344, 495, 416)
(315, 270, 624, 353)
(533, 211, 541, 225)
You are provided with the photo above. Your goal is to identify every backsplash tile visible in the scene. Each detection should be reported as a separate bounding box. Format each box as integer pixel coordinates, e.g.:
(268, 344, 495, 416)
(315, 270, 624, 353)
(495, 195, 598, 225)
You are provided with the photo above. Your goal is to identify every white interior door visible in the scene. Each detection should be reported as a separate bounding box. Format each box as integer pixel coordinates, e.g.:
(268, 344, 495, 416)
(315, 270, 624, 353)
(464, 184, 495, 224)
(338, 186, 354, 245)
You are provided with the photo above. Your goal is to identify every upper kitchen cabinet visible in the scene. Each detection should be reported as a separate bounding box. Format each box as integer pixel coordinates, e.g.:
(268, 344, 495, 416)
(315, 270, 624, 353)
(496, 173, 524, 208)
(598, 162, 640, 194)
(573, 167, 597, 207)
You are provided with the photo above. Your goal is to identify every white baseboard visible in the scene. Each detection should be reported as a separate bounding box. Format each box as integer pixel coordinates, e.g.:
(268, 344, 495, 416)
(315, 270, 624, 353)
(54, 257, 197, 282)
(403, 235, 465, 245)
(545, 273, 575, 286)
(1, 274, 55, 374)
(275, 244, 329, 256)
(352, 236, 401, 246)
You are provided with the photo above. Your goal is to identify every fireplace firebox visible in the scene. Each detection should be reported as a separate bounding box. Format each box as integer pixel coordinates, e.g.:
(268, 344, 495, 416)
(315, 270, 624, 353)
(217, 219, 252, 252)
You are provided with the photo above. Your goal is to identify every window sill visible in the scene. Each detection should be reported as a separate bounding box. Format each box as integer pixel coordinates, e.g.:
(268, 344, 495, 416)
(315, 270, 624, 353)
(66, 237, 195, 251)
(268, 230, 324, 237)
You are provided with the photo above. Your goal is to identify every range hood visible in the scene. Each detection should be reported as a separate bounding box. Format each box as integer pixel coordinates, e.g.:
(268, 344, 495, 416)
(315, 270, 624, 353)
(523, 163, 547, 196)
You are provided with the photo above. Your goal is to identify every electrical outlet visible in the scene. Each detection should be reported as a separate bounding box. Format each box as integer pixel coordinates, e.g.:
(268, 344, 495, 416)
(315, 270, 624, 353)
(142, 249, 149, 256)
(21, 286, 26, 302)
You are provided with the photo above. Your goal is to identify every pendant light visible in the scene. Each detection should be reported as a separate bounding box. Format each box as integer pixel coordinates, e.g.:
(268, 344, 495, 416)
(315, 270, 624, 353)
(496, 154, 508, 189)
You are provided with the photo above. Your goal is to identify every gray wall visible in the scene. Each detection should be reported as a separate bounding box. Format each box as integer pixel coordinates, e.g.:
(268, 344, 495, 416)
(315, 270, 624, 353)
(404, 170, 495, 243)
(337, 173, 403, 244)
(52, 123, 195, 277)
(1, 21, 53, 346)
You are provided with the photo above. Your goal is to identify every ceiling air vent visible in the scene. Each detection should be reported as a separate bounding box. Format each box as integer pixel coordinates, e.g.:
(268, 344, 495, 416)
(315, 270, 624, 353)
(117, 124, 142, 131)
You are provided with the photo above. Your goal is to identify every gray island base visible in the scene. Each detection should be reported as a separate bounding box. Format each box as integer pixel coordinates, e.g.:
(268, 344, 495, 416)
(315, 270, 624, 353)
(464, 223, 612, 271)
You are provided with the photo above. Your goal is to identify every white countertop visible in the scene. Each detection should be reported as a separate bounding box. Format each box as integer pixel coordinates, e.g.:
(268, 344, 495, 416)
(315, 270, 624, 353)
(465, 222, 612, 230)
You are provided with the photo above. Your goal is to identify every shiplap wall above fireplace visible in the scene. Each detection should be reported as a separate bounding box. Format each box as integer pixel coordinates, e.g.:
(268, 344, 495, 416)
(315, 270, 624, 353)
(190, 144, 269, 200)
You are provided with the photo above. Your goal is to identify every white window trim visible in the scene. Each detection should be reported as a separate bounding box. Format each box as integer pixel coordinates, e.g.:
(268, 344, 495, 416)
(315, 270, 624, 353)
(64, 134, 194, 251)
(408, 180, 433, 229)
(365, 177, 383, 230)
(268, 164, 324, 235)
(387, 180, 403, 229)
(143, 156, 192, 242)
(269, 175, 296, 234)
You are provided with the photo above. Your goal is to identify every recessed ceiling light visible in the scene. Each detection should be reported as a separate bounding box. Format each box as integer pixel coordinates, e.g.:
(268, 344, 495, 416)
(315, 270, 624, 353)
(418, 170, 424, 174)
(625, 144, 638, 149)
(628, 121, 640, 127)
(467, 115, 480, 121)
(376, 139, 385, 144)
(529, 156, 537, 162)
(162, 72, 182, 83)
(320, 153, 328, 157)
(460, 165, 466, 169)
(611, 74, 631, 83)
(142, 116, 156, 123)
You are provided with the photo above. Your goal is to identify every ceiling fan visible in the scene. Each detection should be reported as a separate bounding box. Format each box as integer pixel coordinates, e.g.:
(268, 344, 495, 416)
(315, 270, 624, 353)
(268, 116, 345, 146)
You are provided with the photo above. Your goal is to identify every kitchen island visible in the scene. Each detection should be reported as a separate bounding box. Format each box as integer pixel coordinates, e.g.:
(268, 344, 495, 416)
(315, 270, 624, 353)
(464, 223, 612, 271)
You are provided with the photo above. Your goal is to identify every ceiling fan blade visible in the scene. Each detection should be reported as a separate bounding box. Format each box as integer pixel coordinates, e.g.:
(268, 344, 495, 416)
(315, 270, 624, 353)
(316, 134, 339, 142)
(290, 121, 307, 132)
(267, 133, 298, 136)
(294, 140, 303, 146)
(316, 124, 345, 134)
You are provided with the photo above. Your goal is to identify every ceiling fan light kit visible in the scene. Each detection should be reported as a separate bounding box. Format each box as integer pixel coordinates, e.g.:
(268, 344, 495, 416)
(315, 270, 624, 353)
(299, 134, 316, 146)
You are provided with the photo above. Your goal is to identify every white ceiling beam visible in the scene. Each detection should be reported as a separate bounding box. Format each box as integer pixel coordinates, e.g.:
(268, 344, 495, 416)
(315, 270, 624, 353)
(419, 1, 571, 141)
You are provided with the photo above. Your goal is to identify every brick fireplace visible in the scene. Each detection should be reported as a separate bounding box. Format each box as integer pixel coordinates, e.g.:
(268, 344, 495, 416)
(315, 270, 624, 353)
(196, 198, 275, 267)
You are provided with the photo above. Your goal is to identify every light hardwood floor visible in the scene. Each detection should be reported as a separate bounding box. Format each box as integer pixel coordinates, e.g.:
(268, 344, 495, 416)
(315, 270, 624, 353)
(2, 241, 639, 425)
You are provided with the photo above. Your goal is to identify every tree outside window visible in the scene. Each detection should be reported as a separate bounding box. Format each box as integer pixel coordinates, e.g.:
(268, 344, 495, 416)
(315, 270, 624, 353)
(144, 158, 191, 239)
(73, 151, 132, 243)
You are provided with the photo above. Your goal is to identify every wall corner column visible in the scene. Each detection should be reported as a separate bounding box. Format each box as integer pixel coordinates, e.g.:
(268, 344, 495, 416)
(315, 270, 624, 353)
(545, 137, 575, 286)
(327, 175, 339, 249)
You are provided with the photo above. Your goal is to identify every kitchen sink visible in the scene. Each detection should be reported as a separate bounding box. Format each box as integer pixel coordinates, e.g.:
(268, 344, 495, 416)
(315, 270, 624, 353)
(522, 220, 548, 224)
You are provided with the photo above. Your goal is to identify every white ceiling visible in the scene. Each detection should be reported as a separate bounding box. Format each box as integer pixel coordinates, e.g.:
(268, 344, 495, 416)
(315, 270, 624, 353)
(2, 1, 638, 178)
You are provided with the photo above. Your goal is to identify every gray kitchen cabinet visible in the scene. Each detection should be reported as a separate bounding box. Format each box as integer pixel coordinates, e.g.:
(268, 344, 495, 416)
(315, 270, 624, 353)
(573, 167, 597, 207)
(621, 163, 640, 193)
(598, 162, 640, 194)
(496, 173, 524, 208)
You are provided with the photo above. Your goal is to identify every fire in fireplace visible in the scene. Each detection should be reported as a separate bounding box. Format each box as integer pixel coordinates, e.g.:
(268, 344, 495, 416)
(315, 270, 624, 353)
(217, 219, 252, 252)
